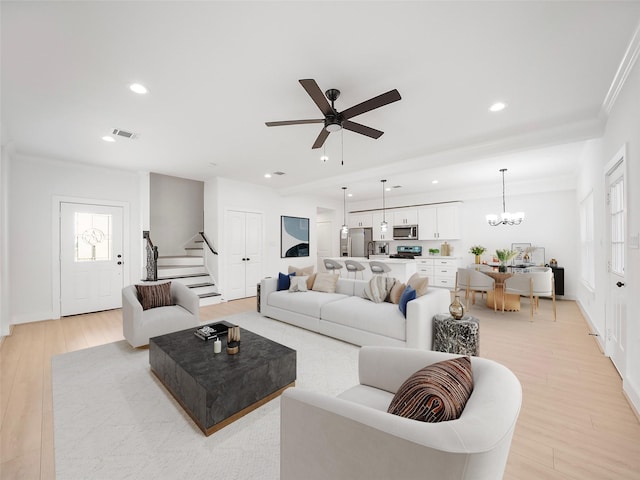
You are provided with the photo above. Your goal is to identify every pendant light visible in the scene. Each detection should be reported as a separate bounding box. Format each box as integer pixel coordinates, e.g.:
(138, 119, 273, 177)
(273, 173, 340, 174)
(380, 179, 388, 232)
(486, 168, 524, 226)
(341, 186, 349, 234)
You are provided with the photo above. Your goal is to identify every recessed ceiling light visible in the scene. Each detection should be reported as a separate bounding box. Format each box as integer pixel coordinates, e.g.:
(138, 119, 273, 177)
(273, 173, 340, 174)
(102, 136, 115, 142)
(432, 180, 439, 184)
(347, 193, 353, 197)
(385, 187, 391, 192)
(489, 102, 506, 112)
(129, 83, 148, 94)
(264, 173, 272, 178)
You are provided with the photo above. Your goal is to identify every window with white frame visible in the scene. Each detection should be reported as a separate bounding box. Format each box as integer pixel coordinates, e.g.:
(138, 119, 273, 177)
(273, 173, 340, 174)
(580, 191, 595, 289)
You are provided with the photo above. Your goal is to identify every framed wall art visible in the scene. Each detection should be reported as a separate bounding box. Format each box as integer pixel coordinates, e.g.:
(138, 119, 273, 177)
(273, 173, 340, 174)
(281, 216, 309, 258)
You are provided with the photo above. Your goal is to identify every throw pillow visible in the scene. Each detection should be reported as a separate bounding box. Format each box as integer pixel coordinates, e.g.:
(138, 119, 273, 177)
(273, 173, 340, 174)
(398, 285, 416, 317)
(135, 282, 173, 311)
(312, 272, 339, 293)
(387, 356, 474, 423)
(362, 276, 396, 303)
(277, 272, 296, 291)
(289, 276, 309, 292)
(388, 281, 406, 304)
(288, 265, 316, 289)
(407, 273, 429, 297)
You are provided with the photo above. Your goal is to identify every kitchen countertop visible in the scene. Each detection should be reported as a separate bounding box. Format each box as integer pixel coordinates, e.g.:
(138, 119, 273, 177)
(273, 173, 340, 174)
(330, 257, 417, 264)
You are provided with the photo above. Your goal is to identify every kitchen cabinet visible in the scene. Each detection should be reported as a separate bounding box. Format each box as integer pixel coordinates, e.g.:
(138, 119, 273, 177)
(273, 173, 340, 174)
(393, 208, 418, 226)
(372, 212, 392, 241)
(348, 213, 372, 228)
(416, 257, 460, 289)
(418, 203, 461, 240)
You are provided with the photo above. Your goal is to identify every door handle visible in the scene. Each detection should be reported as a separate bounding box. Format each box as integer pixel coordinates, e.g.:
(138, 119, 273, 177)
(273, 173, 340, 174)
(246, 258, 250, 262)
(616, 281, 625, 287)
(117, 261, 122, 265)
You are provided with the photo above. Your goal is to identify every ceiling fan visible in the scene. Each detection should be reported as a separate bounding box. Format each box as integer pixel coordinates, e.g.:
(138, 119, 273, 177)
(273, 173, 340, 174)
(265, 79, 401, 149)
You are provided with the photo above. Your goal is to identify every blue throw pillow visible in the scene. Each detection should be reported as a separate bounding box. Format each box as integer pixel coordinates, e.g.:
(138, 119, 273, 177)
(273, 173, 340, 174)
(399, 285, 416, 317)
(277, 272, 295, 291)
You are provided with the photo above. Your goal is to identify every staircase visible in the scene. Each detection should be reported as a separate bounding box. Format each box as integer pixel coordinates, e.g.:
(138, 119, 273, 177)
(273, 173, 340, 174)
(156, 239, 221, 306)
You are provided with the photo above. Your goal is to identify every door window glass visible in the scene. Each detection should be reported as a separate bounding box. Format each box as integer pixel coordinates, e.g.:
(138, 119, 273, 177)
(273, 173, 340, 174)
(610, 177, 624, 275)
(75, 212, 112, 262)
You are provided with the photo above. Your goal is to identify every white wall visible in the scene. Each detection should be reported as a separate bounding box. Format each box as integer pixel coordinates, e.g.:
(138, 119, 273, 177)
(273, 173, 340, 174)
(598, 52, 640, 412)
(0, 146, 10, 336)
(204, 177, 341, 299)
(150, 173, 203, 256)
(8, 154, 143, 323)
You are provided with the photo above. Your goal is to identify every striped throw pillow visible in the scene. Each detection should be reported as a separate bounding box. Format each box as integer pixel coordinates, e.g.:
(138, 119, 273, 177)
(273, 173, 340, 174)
(387, 356, 473, 422)
(135, 282, 173, 311)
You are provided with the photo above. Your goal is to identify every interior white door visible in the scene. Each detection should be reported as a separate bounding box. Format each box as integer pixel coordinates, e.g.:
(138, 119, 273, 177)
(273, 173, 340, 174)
(605, 153, 627, 377)
(60, 202, 123, 316)
(226, 210, 262, 300)
(316, 221, 332, 271)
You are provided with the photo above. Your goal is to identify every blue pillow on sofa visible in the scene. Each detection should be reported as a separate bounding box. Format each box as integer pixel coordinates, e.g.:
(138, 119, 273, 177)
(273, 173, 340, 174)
(277, 272, 296, 291)
(399, 285, 417, 317)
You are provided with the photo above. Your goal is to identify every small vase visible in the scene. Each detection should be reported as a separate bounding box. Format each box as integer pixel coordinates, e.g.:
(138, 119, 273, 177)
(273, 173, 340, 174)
(498, 263, 507, 273)
(475, 255, 481, 264)
(449, 295, 465, 320)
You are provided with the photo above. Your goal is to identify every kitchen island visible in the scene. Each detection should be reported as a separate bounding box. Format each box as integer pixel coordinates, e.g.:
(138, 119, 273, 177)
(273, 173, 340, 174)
(325, 257, 417, 283)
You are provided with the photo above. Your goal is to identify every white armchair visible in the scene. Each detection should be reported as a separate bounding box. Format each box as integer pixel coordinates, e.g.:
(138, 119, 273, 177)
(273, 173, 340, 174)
(122, 281, 200, 347)
(281, 346, 522, 480)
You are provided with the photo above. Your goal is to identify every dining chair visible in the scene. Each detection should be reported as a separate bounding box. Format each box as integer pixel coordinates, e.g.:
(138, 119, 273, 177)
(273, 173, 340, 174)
(503, 270, 556, 321)
(458, 268, 497, 311)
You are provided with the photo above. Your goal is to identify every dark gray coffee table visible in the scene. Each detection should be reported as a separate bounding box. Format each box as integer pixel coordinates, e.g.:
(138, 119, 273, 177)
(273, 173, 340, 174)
(149, 323, 296, 436)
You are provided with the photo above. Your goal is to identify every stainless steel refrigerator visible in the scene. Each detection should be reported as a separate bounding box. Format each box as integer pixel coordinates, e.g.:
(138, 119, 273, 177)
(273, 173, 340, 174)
(340, 228, 373, 258)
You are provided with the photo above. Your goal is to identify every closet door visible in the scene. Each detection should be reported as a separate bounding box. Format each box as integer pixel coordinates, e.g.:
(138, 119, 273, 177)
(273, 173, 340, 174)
(227, 210, 263, 300)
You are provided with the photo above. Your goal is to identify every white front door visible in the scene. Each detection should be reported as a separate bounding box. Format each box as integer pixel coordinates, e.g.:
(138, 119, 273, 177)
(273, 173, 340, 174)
(60, 202, 124, 316)
(605, 149, 627, 377)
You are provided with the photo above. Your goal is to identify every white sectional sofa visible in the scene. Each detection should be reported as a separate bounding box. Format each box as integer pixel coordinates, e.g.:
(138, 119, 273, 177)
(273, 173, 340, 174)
(260, 276, 450, 349)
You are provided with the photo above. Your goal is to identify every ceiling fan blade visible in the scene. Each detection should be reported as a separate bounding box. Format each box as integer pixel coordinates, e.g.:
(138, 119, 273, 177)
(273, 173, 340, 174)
(299, 79, 334, 117)
(265, 119, 324, 127)
(311, 127, 330, 149)
(342, 120, 384, 139)
(340, 89, 401, 120)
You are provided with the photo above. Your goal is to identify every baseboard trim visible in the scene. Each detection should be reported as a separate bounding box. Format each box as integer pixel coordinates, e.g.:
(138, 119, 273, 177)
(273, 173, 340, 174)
(576, 299, 605, 352)
(623, 379, 640, 423)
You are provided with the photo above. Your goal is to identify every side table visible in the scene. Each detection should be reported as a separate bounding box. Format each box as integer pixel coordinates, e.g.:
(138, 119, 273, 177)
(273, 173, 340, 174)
(432, 314, 480, 356)
(256, 282, 261, 312)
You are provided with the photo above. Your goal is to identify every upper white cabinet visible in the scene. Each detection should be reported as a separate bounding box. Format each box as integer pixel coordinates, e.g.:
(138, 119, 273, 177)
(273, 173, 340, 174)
(418, 203, 461, 240)
(371, 212, 392, 241)
(348, 213, 372, 228)
(392, 208, 418, 226)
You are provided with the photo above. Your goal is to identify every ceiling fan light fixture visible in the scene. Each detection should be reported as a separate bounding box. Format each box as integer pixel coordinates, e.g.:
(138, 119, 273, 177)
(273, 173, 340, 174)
(325, 120, 342, 132)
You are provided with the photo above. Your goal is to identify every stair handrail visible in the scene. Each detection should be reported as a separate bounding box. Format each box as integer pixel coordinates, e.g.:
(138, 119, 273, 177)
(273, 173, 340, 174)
(199, 231, 218, 255)
(143, 231, 158, 281)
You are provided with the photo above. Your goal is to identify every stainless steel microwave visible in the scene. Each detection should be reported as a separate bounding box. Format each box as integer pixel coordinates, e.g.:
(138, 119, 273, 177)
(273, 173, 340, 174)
(393, 225, 418, 240)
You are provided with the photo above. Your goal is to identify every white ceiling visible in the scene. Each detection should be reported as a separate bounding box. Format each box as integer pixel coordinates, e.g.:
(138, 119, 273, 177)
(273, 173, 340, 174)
(2, 1, 640, 202)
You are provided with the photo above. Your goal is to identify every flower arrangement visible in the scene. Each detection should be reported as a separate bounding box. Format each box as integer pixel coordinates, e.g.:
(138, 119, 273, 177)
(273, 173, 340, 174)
(469, 245, 486, 256)
(496, 248, 518, 263)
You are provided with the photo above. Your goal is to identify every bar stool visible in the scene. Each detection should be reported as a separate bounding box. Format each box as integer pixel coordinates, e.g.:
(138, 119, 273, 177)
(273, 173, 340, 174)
(324, 259, 344, 276)
(345, 260, 366, 279)
(369, 261, 391, 277)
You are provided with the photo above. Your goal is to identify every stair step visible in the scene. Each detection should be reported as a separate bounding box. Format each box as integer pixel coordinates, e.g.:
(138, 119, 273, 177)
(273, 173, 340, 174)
(157, 272, 209, 280)
(199, 292, 221, 298)
(185, 247, 203, 250)
(187, 282, 215, 288)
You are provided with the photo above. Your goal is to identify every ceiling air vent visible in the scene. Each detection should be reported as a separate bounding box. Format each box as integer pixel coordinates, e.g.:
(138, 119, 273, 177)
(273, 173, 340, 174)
(272, 171, 286, 176)
(112, 128, 138, 140)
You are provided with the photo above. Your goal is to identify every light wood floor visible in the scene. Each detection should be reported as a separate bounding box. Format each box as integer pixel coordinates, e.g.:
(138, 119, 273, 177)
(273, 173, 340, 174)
(1, 296, 639, 479)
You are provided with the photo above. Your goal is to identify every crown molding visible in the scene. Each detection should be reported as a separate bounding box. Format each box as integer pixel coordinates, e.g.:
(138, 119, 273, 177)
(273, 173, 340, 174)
(602, 20, 640, 116)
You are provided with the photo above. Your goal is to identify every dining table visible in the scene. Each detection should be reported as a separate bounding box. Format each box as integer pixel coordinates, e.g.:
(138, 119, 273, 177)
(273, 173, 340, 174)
(482, 271, 521, 312)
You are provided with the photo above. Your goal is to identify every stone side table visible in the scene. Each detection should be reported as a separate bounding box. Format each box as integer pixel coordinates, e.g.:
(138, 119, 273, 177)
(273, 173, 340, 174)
(432, 314, 480, 356)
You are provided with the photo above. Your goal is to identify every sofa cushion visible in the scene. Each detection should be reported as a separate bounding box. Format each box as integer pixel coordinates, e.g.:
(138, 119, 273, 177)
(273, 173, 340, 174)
(362, 276, 396, 303)
(312, 272, 339, 293)
(399, 285, 416, 317)
(387, 356, 474, 423)
(336, 278, 368, 297)
(289, 276, 308, 292)
(268, 290, 347, 318)
(288, 266, 316, 289)
(388, 281, 406, 304)
(407, 273, 429, 297)
(135, 282, 172, 310)
(320, 296, 406, 341)
(278, 272, 295, 291)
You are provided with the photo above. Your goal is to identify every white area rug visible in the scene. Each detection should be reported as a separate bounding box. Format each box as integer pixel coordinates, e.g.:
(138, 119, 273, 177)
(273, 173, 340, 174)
(52, 312, 360, 480)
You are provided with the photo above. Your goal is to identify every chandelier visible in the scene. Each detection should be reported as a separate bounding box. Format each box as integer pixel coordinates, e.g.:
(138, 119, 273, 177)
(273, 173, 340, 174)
(486, 168, 524, 226)
(341, 186, 348, 234)
(380, 179, 388, 232)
